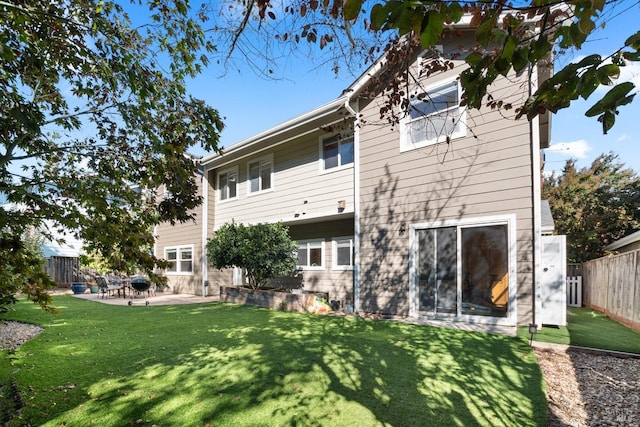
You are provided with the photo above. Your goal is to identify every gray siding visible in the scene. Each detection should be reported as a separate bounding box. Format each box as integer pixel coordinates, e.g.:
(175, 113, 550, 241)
(357, 57, 537, 324)
(154, 176, 205, 294)
(213, 130, 355, 228)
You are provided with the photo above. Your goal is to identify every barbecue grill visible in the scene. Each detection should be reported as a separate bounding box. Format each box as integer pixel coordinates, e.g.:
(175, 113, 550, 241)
(128, 277, 151, 306)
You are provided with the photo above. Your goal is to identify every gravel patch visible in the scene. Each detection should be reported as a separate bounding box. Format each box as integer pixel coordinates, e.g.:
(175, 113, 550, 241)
(0, 321, 43, 352)
(534, 347, 640, 426)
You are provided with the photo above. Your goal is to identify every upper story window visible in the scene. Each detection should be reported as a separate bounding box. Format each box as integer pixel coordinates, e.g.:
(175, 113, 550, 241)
(218, 168, 237, 201)
(165, 245, 194, 274)
(332, 236, 354, 270)
(400, 80, 466, 152)
(248, 155, 273, 194)
(297, 239, 325, 270)
(322, 134, 354, 171)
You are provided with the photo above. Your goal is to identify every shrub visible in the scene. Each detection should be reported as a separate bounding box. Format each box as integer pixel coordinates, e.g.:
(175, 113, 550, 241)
(206, 222, 298, 289)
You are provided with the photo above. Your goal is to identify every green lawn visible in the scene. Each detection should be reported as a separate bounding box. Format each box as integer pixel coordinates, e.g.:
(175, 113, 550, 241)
(518, 307, 640, 354)
(1, 296, 547, 426)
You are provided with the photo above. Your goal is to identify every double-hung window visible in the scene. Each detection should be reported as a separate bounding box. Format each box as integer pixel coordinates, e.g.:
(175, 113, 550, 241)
(297, 239, 325, 270)
(400, 80, 465, 151)
(218, 168, 237, 201)
(322, 134, 354, 171)
(164, 245, 194, 274)
(332, 236, 354, 270)
(248, 155, 273, 194)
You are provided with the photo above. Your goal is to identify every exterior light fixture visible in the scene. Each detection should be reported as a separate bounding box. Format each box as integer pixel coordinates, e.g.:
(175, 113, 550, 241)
(399, 223, 406, 235)
(528, 323, 538, 346)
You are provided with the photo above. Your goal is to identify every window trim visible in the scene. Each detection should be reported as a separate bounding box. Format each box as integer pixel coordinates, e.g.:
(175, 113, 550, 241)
(164, 244, 195, 275)
(332, 236, 354, 270)
(296, 239, 326, 271)
(218, 167, 238, 202)
(247, 154, 274, 195)
(399, 77, 466, 152)
(319, 133, 355, 174)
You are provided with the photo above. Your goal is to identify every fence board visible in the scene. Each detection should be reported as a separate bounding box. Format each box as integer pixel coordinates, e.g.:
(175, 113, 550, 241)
(583, 249, 640, 331)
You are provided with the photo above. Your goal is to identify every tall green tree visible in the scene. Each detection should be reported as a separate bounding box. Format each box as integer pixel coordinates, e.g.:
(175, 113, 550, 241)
(543, 154, 640, 263)
(211, 0, 639, 133)
(1, 0, 223, 310)
(206, 222, 298, 290)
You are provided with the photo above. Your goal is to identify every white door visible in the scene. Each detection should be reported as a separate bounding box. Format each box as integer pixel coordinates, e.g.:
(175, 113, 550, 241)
(540, 235, 567, 326)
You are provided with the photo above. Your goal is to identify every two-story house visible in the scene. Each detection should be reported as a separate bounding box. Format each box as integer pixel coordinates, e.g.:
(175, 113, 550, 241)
(155, 24, 555, 329)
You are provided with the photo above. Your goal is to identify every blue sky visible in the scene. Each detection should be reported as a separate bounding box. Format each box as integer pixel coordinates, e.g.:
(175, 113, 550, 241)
(184, 1, 640, 176)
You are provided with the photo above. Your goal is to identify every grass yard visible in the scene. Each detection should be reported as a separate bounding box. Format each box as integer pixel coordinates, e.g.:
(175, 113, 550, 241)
(518, 307, 640, 354)
(1, 296, 547, 426)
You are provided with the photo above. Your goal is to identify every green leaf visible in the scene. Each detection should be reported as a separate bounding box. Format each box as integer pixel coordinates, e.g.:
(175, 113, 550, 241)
(343, 0, 363, 21)
(596, 64, 620, 85)
(512, 48, 528, 73)
(625, 31, 640, 49)
(585, 82, 636, 117)
(419, 11, 443, 48)
(370, 4, 386, 31)
(465, 52, 483, 67)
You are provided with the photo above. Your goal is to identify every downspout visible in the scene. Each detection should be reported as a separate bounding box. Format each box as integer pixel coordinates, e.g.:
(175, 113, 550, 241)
(529, 63, 544, 327)
(202, 168, 209, 297)
(343, 99, 361, 314)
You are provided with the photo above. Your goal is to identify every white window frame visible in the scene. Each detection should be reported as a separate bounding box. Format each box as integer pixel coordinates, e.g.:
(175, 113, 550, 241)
(296, 239, 325, 271)
(218, 167, 238, 202)
(164, 244, 195, 275)
(332, 236, 354, 270)
(319, 133, 354, 173)
(247, 154, 274, 195)
(399, 78, 466, 152)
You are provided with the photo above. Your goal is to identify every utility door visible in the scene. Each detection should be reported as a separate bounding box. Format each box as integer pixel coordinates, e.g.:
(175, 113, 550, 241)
(540, 235, 567, 326)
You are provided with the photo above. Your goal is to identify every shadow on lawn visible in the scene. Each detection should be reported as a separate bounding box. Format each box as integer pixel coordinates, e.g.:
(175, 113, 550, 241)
(10, 300, 545, 426)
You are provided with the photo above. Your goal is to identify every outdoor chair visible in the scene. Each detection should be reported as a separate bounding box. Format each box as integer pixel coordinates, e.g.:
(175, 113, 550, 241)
(96, 276, 124, 299)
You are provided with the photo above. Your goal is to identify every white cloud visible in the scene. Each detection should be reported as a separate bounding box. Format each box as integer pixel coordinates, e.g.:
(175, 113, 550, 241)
(545, 139, 592, 159)
(617, 133, 631, 142)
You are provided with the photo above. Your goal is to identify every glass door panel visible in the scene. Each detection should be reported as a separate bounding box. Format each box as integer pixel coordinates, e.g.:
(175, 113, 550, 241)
(460, 225, 508, 317)
(417, 227, 457, 315)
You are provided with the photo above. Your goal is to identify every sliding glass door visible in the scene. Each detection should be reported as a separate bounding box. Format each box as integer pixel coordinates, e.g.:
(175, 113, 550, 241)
(416, 222, 510, 319)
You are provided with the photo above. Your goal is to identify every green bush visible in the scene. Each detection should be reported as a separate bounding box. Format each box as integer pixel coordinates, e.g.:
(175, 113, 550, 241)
(206, 222, 298, 289)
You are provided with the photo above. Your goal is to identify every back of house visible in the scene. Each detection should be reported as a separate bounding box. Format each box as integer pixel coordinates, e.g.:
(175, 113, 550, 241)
(155, 24, 552, 328)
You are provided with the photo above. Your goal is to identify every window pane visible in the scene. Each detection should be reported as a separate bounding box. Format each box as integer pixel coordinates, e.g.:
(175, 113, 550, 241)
(323, 139, 339, 169)
(461, 225, 508, 317)
(180, 260, 193, 272)
(166, 250, 177, 261)
(260, 161, 271, 190)
(220, 173, 228, 200)
(417, 227, 456, 314)
(179, 249, 192, 261)
(297, 247, 308, 266)
(339, 139, 354, 165)
(249, 162, 260, 192)
(166, 261, 177, 272)
(336, 240, 353, 266)
(309, 247, 322, 266)
(228, 173, 237, 198)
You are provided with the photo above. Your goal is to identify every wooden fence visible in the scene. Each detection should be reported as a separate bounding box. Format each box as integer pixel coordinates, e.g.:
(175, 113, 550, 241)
(45, 256, 79, 286)
(582, 250, 640, 332)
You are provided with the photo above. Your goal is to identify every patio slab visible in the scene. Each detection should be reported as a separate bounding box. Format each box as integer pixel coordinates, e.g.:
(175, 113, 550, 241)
(72, 292, 218, 306)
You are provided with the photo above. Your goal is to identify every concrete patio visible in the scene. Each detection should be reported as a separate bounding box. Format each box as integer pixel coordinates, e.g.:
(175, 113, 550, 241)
(71, 291, 218, 306)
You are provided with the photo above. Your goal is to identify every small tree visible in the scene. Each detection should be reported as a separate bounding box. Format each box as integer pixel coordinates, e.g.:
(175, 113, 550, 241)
(206, 222, 298, 290)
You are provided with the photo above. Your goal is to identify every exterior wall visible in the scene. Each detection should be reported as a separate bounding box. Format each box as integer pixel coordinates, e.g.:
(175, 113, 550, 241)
(288, 218, 355, 306)
(211, 129, 355, 229)
(154, 175, 205, 295)
(356, 47, 536, 325)
(204, 128, 356, 303)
